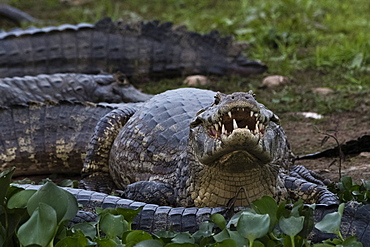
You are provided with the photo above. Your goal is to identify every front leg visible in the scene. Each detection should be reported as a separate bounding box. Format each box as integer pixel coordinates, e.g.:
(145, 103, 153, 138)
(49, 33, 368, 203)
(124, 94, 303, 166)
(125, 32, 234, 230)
(124, 181, 177, 206)
(284, 175, 339, 205)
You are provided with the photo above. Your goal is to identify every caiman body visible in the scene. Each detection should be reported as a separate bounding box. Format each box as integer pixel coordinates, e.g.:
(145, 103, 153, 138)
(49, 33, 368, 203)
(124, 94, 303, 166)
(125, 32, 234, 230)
(0, 18, 267, 79)
(82, 88, 338, 207)
(0, 101, 137, 177)
(0, 73, 152, 106)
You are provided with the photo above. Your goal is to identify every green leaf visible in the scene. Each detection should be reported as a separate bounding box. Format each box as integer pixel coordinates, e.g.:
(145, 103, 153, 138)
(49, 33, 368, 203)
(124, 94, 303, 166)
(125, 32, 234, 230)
(134, 239, 164, 247)
(100, 213, 127, 238)
(171, 232, 195, 244)
(71, 223, 97, 240)
(165, 243, 198, 247)
(298, 205, 315, 239)
(213, 228, 231, 243)
(7, 189, 36, 209)
(236, 211, 270, 242)
(115, 207, 143, 223)
(315, 203, 344, 234)
(0, 168, 15, 206)
(192, 221, 214, 241)
(17, 202, 57, 247)
(211, 213, 227, 230)
(125, 230, 152, 246)
(54, 230, 89, 247)
(279, 216, 304, 236)
(340, 177, 354, 191)
(342, 236, 363, 246)
(27, 181, 78, 223)
(209, 239, 237, 247)
(252, 196, 278, 231)
(95, 237, 120, 247)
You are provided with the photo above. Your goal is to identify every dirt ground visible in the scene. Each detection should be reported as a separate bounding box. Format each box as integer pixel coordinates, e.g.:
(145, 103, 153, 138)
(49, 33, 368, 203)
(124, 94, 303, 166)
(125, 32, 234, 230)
(281, 111, 370, 183)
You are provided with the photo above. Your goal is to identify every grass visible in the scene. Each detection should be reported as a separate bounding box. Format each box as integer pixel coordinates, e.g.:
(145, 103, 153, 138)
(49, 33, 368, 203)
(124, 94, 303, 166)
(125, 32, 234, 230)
(4, 0, 370, 114)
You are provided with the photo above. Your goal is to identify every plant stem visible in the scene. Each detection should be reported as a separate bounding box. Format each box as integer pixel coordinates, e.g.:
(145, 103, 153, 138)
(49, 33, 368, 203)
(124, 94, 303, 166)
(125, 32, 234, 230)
(290, 235, 296, 247)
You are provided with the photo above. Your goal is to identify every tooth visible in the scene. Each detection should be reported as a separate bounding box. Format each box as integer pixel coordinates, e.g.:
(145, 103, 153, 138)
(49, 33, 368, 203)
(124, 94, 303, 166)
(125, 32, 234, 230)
(228, 111, 232, 118)
(254, 113, 258, 117)
(222, 124, 226, 134)
(219, 121, 222, 127)
(255, 123, 259, 133)
(245, 125, 248, 129)
(250, 111, 254, 117)
(259, 123, 264, 130)
(242, 108, 245, 111)
(233, 119, 238, 129)
(256, 120, 260, 125)
(214, 124, 219, 131)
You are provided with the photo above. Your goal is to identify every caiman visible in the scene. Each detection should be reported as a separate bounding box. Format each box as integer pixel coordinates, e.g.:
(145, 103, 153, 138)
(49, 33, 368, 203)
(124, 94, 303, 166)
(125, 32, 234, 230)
(0, 18, 267, 79)
(0, 101, 138, 177)
(81, 88, 338, 207)
(0, 73, 152, 106)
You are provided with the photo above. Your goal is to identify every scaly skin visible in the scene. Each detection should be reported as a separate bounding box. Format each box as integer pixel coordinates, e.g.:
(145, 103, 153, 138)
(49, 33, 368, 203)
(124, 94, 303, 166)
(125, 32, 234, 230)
(0, 18, 267, 79)
(0, 101, 137, 177)
(0, 73, 152, 106)
(83, 88, 337, 207)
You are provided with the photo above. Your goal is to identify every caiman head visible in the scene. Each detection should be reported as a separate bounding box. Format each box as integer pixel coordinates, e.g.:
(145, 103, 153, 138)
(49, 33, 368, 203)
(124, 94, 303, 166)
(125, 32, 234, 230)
(187, 91, 290, 207)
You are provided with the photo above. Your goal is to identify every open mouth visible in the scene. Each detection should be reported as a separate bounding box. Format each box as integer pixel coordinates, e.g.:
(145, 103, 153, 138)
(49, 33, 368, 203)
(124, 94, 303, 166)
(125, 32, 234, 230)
(208, 107, 266, 138)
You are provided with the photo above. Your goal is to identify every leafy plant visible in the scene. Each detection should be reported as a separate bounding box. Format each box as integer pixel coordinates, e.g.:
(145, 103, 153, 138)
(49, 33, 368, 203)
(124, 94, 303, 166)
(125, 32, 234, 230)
(329, 176, 370, 204)
(1, 169, 364, 246)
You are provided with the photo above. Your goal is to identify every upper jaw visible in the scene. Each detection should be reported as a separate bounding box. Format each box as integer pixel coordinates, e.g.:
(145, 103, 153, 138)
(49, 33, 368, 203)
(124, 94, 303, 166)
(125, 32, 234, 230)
(207, 105, 267, 139)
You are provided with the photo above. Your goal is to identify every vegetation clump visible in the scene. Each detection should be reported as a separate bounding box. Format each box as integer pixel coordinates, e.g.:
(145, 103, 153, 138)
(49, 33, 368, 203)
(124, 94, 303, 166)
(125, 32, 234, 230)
(0, 168, 365, 247)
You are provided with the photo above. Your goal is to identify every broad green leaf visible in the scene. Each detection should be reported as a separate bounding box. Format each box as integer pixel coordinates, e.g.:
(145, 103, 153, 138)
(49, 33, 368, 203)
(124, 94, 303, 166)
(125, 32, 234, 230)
(340, 177, 353, 191)
(153, 230, 177, 239)
(213, 228, 231, 243)
(0, 168, 15, 206)
(315, 203, 344, 234)
(17, 202, 57, 247)
(291, 200, 304, 217)
(95, 237, 120, 247)
(54, 230, 89, 247)
(192, 221, 214, 241)
(279, 216, 304, 236)
(236, 211, 270, 242)
(115, 207, 143, 223)
(298, 205, 315, 239)
(125, 230, 152, 246)
(252, 196, 278, 231)
(171, 232, 195, 244)
(72, 223, 97, 240)
(100, 213, 127, 238)
(27, 181, 78, 224)
(165, 243, 198, 247)
(7, 189, 36, 209)
(134, 239, 164, 247)
(209, 239, 237, 247)
(211, 214, 227, 230)
(342, 236, 363, 247)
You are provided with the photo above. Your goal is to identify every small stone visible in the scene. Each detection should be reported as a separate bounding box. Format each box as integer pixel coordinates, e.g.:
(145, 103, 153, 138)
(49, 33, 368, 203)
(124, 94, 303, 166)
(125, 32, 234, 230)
(298, 112, 324, 119)
(359, 152, 370, 158)
(312, 87, 334, 95)
(183, 75, 210, 86)
(261, 75, 289, 88)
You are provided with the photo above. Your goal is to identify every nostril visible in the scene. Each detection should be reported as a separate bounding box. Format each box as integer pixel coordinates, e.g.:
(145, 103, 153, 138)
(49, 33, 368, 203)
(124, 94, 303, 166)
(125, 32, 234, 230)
(231, 96, 235, 99)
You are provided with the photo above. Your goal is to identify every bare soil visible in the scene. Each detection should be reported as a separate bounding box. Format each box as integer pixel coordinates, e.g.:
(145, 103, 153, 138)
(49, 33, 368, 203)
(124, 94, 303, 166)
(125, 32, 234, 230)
(281, 111, 370, 183)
